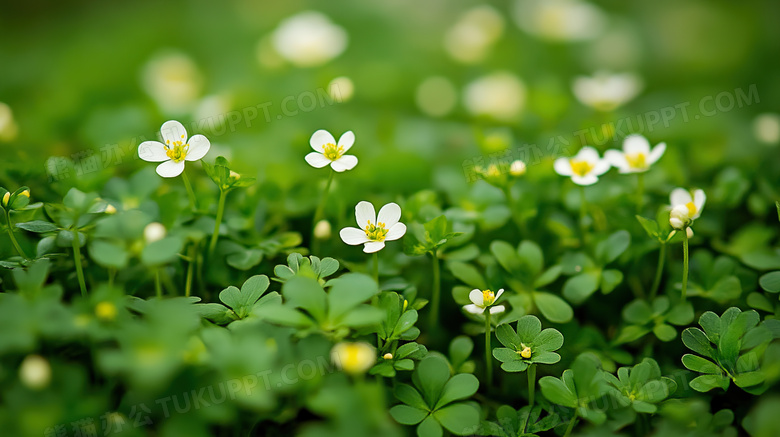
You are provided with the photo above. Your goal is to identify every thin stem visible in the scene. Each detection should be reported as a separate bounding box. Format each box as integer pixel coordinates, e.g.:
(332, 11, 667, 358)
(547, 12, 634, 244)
(208, 189, 227, 257)
(563, 411, 579, 437)
(682, 230, 689, 303)
(485, 310, 493, 387)
(72, 230, 87, 296)
(528, 363, 536, 407)
(185, 242, 196, 297)
(373, 252, 379, 285)
(312, 170, 335, 226)
(429, 250, 441, 331)
(636, 172, 645, 213)
(155, 269, 163, 299)
(108, 267, 116, 289)
(503, 185, 527, 235)
(649, 243, 666, 300)
(5, 211, 29, 259)
(181, 170, 198, 211)
(579, 185, 588, 246)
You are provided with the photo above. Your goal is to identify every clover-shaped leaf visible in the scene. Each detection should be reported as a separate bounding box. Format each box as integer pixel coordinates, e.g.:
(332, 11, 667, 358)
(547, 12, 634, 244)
(493, 315, 563, 373)
(603, 358, 676, 414)
(539, 353, 609, 425)
(617, 296, 693, 343)
(198, 275, 277, 324)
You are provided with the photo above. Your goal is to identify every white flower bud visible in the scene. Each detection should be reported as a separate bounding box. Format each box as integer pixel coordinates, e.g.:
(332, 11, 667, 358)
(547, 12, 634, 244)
(19, 355, 51, 390)
(331, 342, 376, 375)
(669, 205, 690, 230)
(144, 222, 167, 243)
(686, 227, 694, 239)
(509, 160, 526, 176)
(314, 219, 332, 240)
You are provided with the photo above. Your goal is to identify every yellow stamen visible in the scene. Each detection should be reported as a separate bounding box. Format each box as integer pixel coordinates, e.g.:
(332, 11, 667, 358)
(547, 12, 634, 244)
(625, 152, 647, 169)
(686, 201, 697, 217)
(165, 140, 189, 163)
(569, 159, 594, 177)
(482, 289, 496, 306)
(322, 142, 345, 161)
(364, 220, 389, 242)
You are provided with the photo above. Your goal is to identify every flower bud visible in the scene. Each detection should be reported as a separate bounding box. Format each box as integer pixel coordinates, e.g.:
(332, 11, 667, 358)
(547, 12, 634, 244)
(19, 355, 51, 390)
(686, 227, 694, 239)
(331, 342, 376, 375)
(314, 219, 332, 240)
(520, 346, 532, 359)
(144, 222, 167, 243)
(509, 160, 526, 177)
(95, 302, 117, 321)
(104, 204, 117, 214)
(19, 189, 30, 198)
(1, 191, 9, 207)
(383, 353, 393, 360)
(669, 205, 690, 230)
(229, 170, 241, 180)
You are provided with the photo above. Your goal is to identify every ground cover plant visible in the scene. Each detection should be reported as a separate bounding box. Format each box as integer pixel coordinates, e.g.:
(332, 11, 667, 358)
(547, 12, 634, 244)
(1, 1, 780, 436)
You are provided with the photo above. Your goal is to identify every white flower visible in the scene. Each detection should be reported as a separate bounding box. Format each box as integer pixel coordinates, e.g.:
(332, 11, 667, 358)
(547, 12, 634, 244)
(416, 76, 458, 118)
(313, 219, 332, 240)
(669, 188, 706, 229)
(144, 222, 167, 243)
(605, 134, 666, 173)
(19, 355, 51, 390)
(138, 121, 211, 178)
(271, 11, 347, 67)
(464, 288, 506, 315)
(0, 102, 19, 142)
(328, 76, 354, 103)
(331, 342, 375, 375)
(141, 51, 202, 115)
(753, 113, 780, 144)
(572, 72, 642, 112)
(464, 72, 526, 121)
(510, 160, 527, 176)
(305, 129, 358, 172)
(444, 6, 505, 64)
(553, 146, 611, 186)
(513, 0, 606, 42)
(340, 201, 407, 253)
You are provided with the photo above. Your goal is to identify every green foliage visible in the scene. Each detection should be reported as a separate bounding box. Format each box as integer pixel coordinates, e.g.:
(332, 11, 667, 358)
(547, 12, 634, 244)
(603, 358, 676, 414)
(492, 315, 563, 372)
(539, 353, 610, 424)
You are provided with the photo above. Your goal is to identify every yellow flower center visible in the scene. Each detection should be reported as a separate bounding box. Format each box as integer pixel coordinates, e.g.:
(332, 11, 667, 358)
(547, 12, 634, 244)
(364, 220, 388, 242)
(165, 136, 189, 162)
(569, 159, 594, 177)
(482, 289, 496, 306)
(322, 142, 344, 161)
(95, 302, 117, 321)
(519, 344, 532, 359)
(625, 152, 647, 169)
(686, 201, 697, 217)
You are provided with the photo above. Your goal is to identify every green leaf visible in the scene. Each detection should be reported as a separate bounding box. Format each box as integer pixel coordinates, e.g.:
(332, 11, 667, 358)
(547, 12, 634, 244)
(689, 374, 729, 392)
(517, 241, 543, 277)
(491, 240, 522, 273)
(390, 405, 428, 426)
(16, 220, 58, 233)
(226, 249, 264, 270)
(417, 415, 443, 437)
(595, 230, 631, 264)
(623, 300, 653, 324)
(539, 376, 577, 408)
(534, 265, 562, 288)
(88, 240, 128, 269)
(394, 383, 428, 410)
(435, 374, 479, 409)
(533, 292, 573, 323)
(392, 310, 418, 338)
(600, 269, 623, 294)
(141, 236, 184, 266)
(533, 328, 564, 351)
(255, 305, 312, 327)
(682, 354, 721, 374)
(327, 273, 378, 320)
(434, 403, 480, 435)
(449, 336, 473, 366)
(319, 257, 339, 277)
(759, 271, 780, 293)
(447, 261, 486, 290)
(563, 272, 600, 304)
(653, 323, 677, 342)
(516, 315, 542, 341)
(682, 328, 714, 359)
(282, 276, 327, 323)
(496, 324, 521, 349)
(414, 356, 451, 405)
(733, 371, 765, 388)
(635, 215, 660, 239)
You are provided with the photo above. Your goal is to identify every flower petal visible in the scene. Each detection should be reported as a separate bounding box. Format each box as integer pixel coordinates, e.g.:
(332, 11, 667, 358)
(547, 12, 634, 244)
(363, 241, 385, 253)
(571, 174, 599, 186)
(494, 289, 505, 300)
(385, 223, 407, 241)
(576, 146, 600, 163)
(604, 150, 628, 171)
(377, 203, 402, 228)
(155, 160, 185, 178)
(591, 159, 611, 176)
(310, 129, 336, 153)
(338, 131, 355, 153)
(469, 289, 484, 306)
(340, 227, 370, 245)
(693, 189, 706, 218)
(160, 120, 188, 146)
(355, 201, 376, 228)
(138, 141, 169, 162)
(670, 188, 692, 207)
(185, 134, 210, 161)
(623, 134, 650, 155)
(553, 157, 573, 176)
(490, 305, 506, 315)
(463, 304, 484, 315)
(330, 155, 358, 172)
(647, 142, 666, 166)
(305, 152, 331, 168)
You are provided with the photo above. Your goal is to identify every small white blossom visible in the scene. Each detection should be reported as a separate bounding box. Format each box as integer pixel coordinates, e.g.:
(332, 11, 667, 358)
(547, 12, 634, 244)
(553, 146, 610, 186)
(331, 342, 375, 375)
(572, 71, 642, 112)
(513, 0, 607, 42)
(464, 288, 505, 315)
(340, 201, 406, 253)
(463, 72, 526, 121)
(19, 355, 51, 390)
(138, 121, 210, 178)
(271, 11, 347, 67)
(605, 134, 666, 173)
(144, 222, 167, 243)
(669, 188, 706, 229)
(305, 130, 358, 172)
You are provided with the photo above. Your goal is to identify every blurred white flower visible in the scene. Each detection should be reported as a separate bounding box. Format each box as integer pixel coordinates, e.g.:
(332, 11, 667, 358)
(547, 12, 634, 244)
(605, 134, 666, 173)
(510, 160, 527, 176)
(331, 342, 375, 375)
(19, 355, 51, 390)
(314, 219, 332, 240)
(0, 102, 19, 142)
(340, 201, 406, 253)
(753, 113, 780, 145)
(554, 146, 610, 186)
(464, 288, 505, 315)
(141, 51, 203, 115)
(305, 129, 358, 172)
(328, 76, 354, 103)
(144, 222, 167, 243)
(464, 72, 526, 121)
(193, 94, 232, 129)
(669, 188, 705, 229)
(272, 11, 348, 67)
(513, 0, 606, 42)
(444, 6, 505, 64)
(138, 121, 211, 178)
(416, 76, 457, 117)
(572, 72, 642, 112)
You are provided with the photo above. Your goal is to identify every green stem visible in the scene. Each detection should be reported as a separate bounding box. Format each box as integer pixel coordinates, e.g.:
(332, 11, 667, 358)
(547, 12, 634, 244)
(636, 172, 645, 213)
(312, 170, 335, 226)
(579, 185, 588, 246)
(528, 364, 536, 407)
(649, 243, 666, 300)
(682, 230, 689, 303)
(485, 310, 493, 387)
(155, 269, 162, 299)
(185, 243, 196, 297)
(208, 189, 227, 257)
(563, 411, 579, 437)
(108, 267, 116, 289)
(5, 211, 29, 259)
(429, 250, 441, 331)
(373, 252, 379, 285)
(181, 170, 198, 211)
(72, 229, 87, 296)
